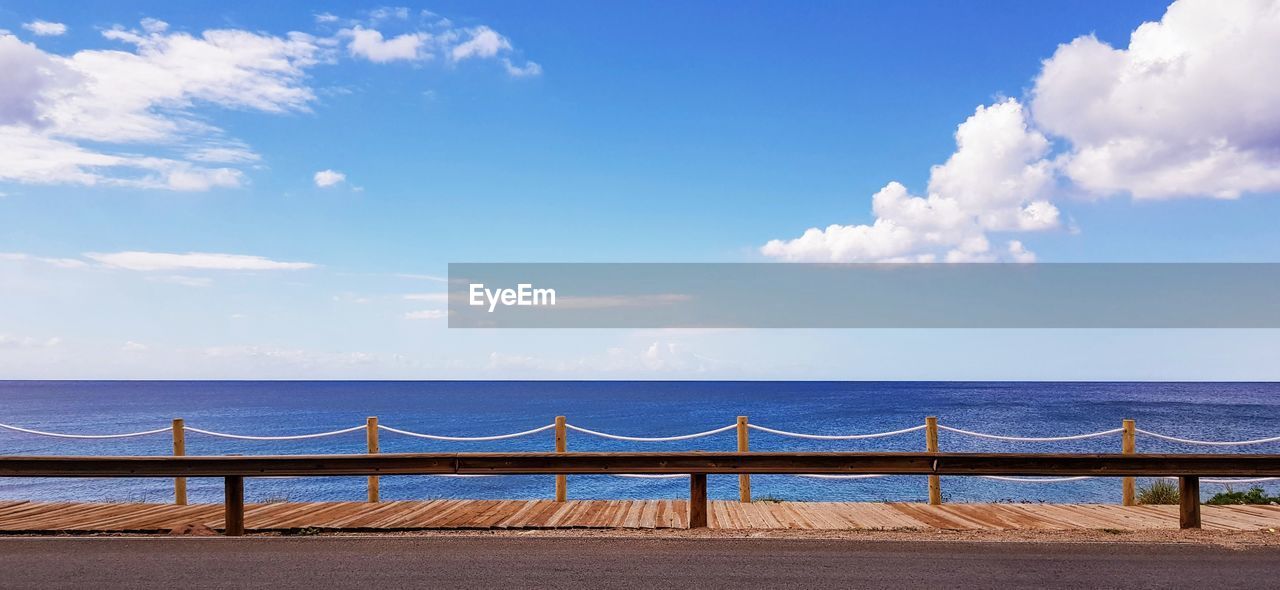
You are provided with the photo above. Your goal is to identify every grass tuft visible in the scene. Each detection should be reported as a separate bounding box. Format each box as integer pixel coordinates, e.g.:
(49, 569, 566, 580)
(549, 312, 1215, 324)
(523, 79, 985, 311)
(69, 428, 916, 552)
(1136, 479, 1180, 505)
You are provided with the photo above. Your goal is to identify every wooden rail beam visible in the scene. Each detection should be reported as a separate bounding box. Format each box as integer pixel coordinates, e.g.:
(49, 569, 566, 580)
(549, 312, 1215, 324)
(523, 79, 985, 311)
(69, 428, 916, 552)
(3, 452, 1280, 478)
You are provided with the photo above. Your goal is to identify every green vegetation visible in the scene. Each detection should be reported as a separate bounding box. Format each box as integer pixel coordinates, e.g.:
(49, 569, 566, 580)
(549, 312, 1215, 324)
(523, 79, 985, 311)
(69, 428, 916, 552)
(1136, 479, 1180, 505)
(1207, 487, 1280, 505)
(753, 495, 786, 503)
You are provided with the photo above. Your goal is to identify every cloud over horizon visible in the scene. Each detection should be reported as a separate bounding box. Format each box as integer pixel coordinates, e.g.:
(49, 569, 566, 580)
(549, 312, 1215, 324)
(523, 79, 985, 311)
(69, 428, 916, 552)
(763, 0, 1280, 263)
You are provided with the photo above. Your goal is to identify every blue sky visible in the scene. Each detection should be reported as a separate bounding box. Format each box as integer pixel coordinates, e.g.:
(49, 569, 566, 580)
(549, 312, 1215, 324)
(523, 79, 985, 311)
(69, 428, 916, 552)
(2, 0, 1279, 379)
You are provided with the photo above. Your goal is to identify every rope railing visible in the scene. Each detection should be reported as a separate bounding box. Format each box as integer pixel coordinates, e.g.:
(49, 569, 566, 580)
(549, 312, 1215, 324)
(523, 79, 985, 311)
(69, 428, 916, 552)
(7, 420, 1278, 448)
(3, 416, 1279, 508)
(185, 425, 367, 441)
(1135, 429, 1280, 446)
(0, 422, 173, 439)
(937, 425, 1123, 442)
(747, 423, 926, 440)
(565, 423, 736, 442)
(377, 423, 556, 441)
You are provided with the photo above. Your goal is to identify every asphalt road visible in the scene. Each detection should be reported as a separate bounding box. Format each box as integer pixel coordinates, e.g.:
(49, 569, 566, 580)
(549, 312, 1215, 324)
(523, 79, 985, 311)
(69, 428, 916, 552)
(1, 536, 1276, 589)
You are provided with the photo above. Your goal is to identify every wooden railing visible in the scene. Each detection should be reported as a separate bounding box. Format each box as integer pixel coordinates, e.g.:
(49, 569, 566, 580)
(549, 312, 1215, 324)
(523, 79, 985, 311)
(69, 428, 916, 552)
(3, 451, 1279, 534)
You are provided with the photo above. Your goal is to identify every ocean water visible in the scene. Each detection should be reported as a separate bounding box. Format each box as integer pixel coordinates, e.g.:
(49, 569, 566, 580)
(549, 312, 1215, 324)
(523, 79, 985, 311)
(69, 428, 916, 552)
(1, 381, 1277, 504)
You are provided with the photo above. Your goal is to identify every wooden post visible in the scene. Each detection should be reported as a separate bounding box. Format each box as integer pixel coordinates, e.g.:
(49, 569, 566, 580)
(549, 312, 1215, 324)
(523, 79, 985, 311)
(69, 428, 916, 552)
(736, 416, 751, 503)
(689, 473, 708, 528)
(925, 416, 941, 505)
(224, 475, 244, 536)
(172, 418, 187, 506)
(366, 416, 379, 503)
(1122, 419, 1136, 506)
(1179, 476, 1201, 529)
(554, 416, 567, 502)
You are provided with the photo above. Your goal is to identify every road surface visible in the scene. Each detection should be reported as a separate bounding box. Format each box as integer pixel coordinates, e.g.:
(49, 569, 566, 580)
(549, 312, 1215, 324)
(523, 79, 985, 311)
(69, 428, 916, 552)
(0, 536, 1276, 589)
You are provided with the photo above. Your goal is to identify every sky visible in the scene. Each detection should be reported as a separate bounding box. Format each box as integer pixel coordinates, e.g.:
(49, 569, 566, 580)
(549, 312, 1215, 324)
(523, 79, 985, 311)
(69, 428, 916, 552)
(2, 0, 1279, 380)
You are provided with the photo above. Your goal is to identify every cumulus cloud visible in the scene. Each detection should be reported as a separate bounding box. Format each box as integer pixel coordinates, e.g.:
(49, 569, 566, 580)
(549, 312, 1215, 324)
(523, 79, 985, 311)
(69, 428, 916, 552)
(0, 23, 317, 190)
(1032, 0, 1280, 199)
(22, 20, 67, 37)
(451, 26, 509, 60)
(84, 251, 316, 271)
(343, 26, 428, 62)
(313, 169, 346, 187)
(338, 20, 540, 76)
(763, 99, 1059, 262)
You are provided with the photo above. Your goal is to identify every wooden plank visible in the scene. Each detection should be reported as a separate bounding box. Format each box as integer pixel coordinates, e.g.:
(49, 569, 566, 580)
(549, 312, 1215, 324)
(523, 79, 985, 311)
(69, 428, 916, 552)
(3, 500, 1277, 533)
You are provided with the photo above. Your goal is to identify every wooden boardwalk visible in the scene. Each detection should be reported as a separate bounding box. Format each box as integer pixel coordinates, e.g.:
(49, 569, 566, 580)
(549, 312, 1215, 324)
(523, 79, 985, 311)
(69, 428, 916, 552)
(1, 500, 1278, 533)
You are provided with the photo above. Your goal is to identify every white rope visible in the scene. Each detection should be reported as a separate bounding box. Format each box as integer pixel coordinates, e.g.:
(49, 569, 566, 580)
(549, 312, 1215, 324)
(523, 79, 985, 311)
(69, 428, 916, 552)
(0, 422, 172, 439)
(747, 424, 926, 440)
(378, 423, 555, 441)
(793, 474, 890, 480)
(185, 425, 365, 441)
(611, 474, 690, 479)
(938, 425, 1123, 442)
(1160, 476, 1280, 484)
(565, 423, 736, 442)
(1202, 477, 1280, 484)
(1136, 429, 1280, 446)
(979, 475, 1095, 483)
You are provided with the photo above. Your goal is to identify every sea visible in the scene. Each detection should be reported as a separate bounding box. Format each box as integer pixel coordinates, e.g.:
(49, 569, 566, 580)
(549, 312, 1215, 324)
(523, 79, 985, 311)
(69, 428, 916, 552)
(1, 381, 1277, 504)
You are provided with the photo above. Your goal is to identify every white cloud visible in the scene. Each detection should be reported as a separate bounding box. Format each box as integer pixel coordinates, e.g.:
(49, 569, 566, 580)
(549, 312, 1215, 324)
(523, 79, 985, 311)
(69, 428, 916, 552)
(451, 26, 510, 61)
(0, 14, 540, 193)
(84, 251, 316, 271)
(122, 341, 149, 352)
(22, 20, 67, 37)
(339, 21, 540, 76)
(343, 26, 428, 62)
(369, 7, 411, 22)
(314, 13, 340, 24)
(503, 58, 542, 77)
(762, 99, 1059, 262)
(1032, 0, 1280, 199)
(405, 309, 447, 320)
(0, 23, 319, 190)
(313, 169, 347, 187)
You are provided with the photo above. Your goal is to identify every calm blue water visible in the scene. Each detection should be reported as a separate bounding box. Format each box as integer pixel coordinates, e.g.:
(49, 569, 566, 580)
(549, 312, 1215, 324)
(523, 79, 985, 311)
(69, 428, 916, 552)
(1, 381, 1277, 504)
